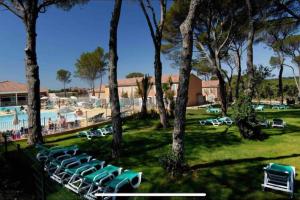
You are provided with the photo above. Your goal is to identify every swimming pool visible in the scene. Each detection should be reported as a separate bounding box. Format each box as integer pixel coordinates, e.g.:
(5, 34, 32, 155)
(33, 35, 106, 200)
(0, 106, 81, 131)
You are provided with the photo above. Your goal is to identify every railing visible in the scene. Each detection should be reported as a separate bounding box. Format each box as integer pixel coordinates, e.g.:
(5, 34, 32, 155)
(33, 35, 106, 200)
(0, 108, 135, 142)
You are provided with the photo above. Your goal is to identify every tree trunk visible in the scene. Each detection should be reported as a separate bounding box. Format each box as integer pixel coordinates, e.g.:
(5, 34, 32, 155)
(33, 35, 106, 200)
(278, 65, 284, 104)
(109, 0, 123, 159)
(215, 68, 227, 115)
(98, 76, 103, 99)
(235, 50, 242, 99)
(141, 97, 147, 116)
(172, 0, 199, 171)
(154, 51, 168, 128)
(24, 10, 43, 145)
(245, 0, 255, 98)
(64, 82, 66, 97)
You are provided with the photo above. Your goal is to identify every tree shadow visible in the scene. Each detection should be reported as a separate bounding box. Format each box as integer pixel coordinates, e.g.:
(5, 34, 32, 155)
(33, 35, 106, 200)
(190, 153, 300, 171)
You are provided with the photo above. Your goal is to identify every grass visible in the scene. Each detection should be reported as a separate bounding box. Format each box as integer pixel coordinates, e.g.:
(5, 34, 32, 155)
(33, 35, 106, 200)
(5, 107, 300, 200)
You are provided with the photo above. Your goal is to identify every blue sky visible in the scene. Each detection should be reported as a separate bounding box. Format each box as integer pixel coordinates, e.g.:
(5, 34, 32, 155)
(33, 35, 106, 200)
(0, 1, 293, 90)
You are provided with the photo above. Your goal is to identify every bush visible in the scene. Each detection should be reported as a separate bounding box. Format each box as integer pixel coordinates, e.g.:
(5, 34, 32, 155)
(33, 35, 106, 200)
(232, 94, 262, 140)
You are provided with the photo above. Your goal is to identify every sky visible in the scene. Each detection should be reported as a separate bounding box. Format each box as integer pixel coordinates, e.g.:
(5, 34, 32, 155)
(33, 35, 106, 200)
(0, 0, 295, 90)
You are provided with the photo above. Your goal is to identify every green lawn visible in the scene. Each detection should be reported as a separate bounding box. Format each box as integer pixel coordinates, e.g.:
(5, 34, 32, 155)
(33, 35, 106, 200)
(9, 108, 300, 199)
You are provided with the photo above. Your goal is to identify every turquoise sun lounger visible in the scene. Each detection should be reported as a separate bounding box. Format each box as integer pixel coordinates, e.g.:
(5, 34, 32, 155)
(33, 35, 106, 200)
(65, 164, 122, 194)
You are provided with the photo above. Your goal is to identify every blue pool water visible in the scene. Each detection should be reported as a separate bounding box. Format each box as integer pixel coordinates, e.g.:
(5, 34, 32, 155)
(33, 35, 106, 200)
(0, 106, 80, 131)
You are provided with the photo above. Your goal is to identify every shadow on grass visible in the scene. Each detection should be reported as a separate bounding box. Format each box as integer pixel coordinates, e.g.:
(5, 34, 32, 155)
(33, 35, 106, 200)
(190, 153, 300, 171)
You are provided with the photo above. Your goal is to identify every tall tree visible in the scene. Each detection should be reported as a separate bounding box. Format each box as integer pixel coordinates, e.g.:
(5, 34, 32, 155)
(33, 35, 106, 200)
(56, 69, 71, 97)
(172, 0, 200, 172)
(139, 0, 168, 128)
(263, 20, 296, 104)
(109, 0, 123, 159)
(193, 0, 245, 115)
(281, 34, 300, 97)
(245, 0, 256, 99)
(0, 0, 87, 145)
(136, 74, 153, 116)
(74, 47, 108, 96)
(228, 30, 247, 99)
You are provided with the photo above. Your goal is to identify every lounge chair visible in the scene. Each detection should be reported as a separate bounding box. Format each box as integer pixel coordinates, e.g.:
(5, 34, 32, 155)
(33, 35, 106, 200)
(258, 119, 269, 128)
(199, 118, 221, 126)
(217, 117, 233, 125)
(78, 129, 104, 140)
(85, 170, 142, 200)
(254, 105, 264, 111)
(36, 145, 79, 162)
(271, 118, 286, 128)
(45, 153, 91, 175)
(51, 159, 105, 184)
(262, 163, 295, 198)
(272, 104, 289, 110)
(206, 106, 221, 114)
(65, 165, 122, 194)
(97, 125, 113, 135)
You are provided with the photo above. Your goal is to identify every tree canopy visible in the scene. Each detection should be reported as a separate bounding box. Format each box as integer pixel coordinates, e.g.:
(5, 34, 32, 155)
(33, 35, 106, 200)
(126, 72, 144, 78)
(74, 47, 108, 95)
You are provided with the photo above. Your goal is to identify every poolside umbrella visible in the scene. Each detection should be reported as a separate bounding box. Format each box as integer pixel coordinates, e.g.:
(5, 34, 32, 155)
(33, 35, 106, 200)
(13, 108, 19, 126)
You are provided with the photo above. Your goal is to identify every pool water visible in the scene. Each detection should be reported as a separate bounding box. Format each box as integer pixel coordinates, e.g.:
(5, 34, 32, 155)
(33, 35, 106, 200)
(0, 106, 81, 131)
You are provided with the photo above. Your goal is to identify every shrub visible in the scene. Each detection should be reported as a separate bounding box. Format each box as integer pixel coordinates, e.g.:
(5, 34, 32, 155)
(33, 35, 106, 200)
(232, 94, 262, 140)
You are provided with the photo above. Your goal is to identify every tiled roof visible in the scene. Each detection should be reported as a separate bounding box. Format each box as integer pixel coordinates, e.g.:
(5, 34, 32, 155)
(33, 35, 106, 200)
(116, 74, 180, 87)
(0, 81, 48, 94)
(202, 80, 219, 88)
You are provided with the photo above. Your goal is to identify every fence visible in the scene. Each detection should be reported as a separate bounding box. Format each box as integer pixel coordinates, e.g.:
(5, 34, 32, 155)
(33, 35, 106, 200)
(0, 107, 135, 142)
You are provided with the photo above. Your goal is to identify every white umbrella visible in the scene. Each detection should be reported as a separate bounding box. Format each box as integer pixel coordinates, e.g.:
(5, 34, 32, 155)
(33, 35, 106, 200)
(13, 108, 19, 126)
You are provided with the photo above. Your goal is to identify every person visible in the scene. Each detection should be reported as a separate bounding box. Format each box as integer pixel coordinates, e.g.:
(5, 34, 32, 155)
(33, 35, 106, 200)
(76, 108, 83, 116)
(48, 118, 54, 130)
(60, 115, 67, 128)
(20, 105, 25, 111)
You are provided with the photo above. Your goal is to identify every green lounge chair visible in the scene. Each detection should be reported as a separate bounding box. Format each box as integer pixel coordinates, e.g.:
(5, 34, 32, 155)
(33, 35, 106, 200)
(65, 165, 122, 194)
(36, 145, 78, 162)
(51, 159, 105, 184)
(46, 153, 91, 175)
(262, 163, 295, 198)
(97, 125, 113, 136)
(217, 117, 233, 125)
(206, 106, 221, 114)
(85, 170, 142, 200)
(199, 118, 221, 126)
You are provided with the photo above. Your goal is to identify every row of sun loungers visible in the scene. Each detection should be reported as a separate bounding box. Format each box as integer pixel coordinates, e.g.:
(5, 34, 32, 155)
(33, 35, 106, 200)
(36, 145, 142, 200)
(199, 116, 233, 126)
(77, 125, 113, 140)
(199, 117, 286, 128)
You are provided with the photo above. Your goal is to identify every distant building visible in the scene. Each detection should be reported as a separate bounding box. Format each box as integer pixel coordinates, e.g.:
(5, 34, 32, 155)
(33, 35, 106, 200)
(201, 80, 220, 102)
(94, 74, 205, 106)
(0, 81, 48, 106)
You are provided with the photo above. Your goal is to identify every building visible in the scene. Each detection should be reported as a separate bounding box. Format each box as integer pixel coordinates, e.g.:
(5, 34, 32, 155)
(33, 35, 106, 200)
(96, 74, 204, 106)
(201, 80, 220, 102)
(0, 81, 48, 107)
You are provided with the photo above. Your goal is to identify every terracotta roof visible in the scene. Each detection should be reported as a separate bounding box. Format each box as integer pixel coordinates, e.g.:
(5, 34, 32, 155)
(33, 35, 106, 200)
(0, 81, 48, 94)
(202, 80, 219, 88)
(115, 74, 180, 87)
